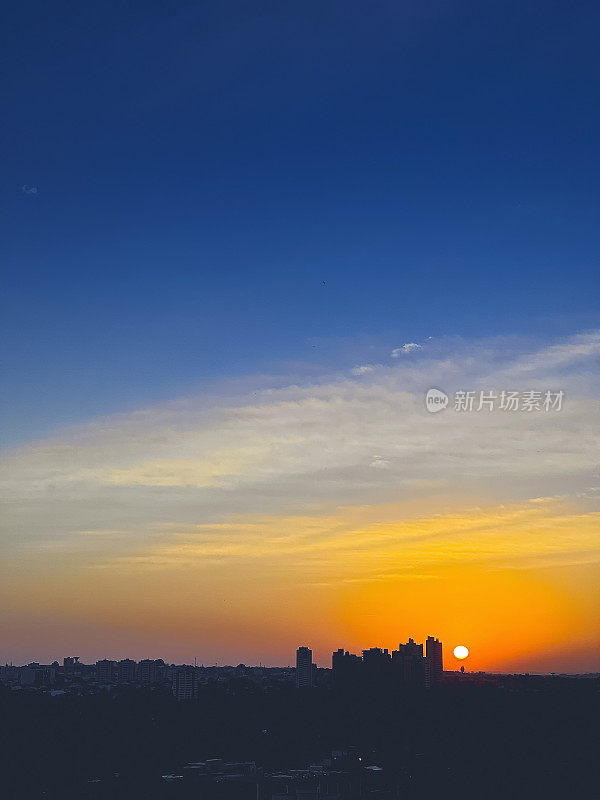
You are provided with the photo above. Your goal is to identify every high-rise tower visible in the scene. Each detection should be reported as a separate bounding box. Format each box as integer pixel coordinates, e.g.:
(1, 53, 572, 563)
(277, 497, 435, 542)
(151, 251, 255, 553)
(426, 636, 443, 683)
(173, 666, 197, 701)
(296, 646, 314, 688)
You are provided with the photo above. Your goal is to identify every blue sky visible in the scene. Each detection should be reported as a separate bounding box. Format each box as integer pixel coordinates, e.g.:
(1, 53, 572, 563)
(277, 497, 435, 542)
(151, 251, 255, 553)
(2, 0, 599, 443)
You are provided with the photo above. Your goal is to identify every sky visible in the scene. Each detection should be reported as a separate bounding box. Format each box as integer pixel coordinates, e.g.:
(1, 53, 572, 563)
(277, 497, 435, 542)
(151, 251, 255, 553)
(1, 1, 599, 670)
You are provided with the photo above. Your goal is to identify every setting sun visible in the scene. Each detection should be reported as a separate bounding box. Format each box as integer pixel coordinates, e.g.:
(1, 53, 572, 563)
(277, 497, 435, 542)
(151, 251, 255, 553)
(454, 645, 469, 660)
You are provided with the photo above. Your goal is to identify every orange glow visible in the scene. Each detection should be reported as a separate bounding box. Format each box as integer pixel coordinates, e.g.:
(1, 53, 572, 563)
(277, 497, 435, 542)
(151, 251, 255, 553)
(2, 498, 599, 670)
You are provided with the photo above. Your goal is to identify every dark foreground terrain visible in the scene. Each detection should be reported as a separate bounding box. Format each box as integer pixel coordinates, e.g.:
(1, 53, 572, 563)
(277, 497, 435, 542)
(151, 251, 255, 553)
(1, 673, 598, 800)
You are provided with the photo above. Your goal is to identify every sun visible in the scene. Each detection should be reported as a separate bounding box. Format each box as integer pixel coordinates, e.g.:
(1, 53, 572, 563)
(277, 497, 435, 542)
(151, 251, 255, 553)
(453, 645, 469, 659)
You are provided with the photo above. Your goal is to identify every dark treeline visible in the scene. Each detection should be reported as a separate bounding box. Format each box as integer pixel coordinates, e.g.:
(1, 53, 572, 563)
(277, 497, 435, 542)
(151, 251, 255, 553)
(1, 676, 598, 799)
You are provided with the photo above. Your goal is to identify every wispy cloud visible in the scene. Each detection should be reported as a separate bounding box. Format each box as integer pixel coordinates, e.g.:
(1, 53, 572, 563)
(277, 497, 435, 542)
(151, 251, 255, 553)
(89, 496, 600, 583)
(351, 364, 376, 375)
(391, 342, 422, 356)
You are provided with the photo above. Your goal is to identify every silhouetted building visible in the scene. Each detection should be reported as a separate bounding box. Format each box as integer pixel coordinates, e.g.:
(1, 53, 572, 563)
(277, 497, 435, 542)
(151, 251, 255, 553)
(173, 666, 197, 701)
(391, 638, 428, 686)
(362, 647, 392, 685)
(296, 646, 313, 688)
(426, 636, 443, 683)
(19, 667, 36, 685)
(96, 659, 114, 683)
(63, 656, 79, 676)
(117, 658, 137, 683)
(332, 649, 363, 689)
(396, 638, 423, 658)
(333, 637, 442, 692)
(138, 658, 165, 684)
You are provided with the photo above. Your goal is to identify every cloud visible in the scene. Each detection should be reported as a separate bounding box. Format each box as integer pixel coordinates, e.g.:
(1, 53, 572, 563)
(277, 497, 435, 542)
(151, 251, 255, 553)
(391, 342, 422, 356)
(21, 185, 38, 194)
(369, 455, 391, 469)
(91, 496, 600, 578)
(351, 364, 376, 375)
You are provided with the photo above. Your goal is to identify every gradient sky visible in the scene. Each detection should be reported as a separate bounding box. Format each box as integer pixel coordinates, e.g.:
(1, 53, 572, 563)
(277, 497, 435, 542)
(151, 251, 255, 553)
(1, 1, 599, 670)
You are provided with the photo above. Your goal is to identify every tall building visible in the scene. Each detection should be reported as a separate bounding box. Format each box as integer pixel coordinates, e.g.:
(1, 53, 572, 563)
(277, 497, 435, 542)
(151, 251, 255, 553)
(63, 656, 80, 675)
(138, 658, 165, 684)
(296, 646, 314, 688)
(426, 636, 443, 683)
(332, 637, 440, 691)
(332, 648, 363, 689)
(392, 638, 428, 686)
(19, 667, 36, 685)
(96, 659, 114, 683)
(362, 647, 392, 685)
(173, 666, 197, 701)
(396, 638, 423, 658)
(117, 658, 137, 683)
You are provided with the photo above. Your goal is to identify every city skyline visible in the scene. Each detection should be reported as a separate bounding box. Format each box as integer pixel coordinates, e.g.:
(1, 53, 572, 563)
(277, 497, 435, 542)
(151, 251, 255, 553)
(2, 627, 598, 674)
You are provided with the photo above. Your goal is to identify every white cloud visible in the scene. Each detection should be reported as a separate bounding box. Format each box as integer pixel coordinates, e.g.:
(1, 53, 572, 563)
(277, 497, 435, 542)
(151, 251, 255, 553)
(369, 456, 391, 469)
(351, 364, 375, 375)
(391, 342, 422, 357)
